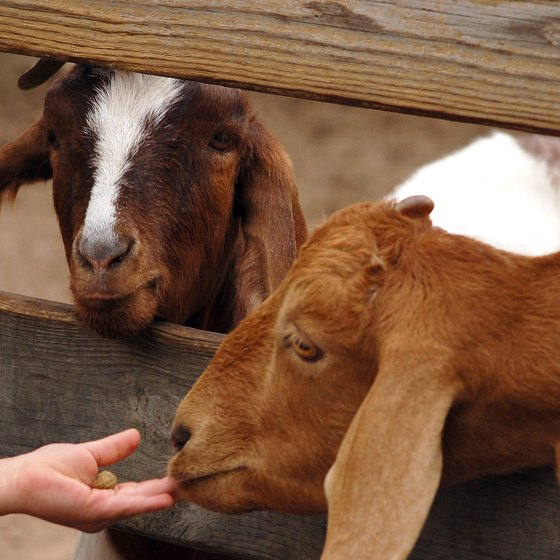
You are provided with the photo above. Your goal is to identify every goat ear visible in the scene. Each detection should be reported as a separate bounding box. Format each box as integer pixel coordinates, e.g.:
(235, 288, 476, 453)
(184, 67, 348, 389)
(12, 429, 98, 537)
(323, 348, 459, 559)
(361, 256, 385, 302)
(18, 58, 65, 90)
(0, 120, 52, 204)
(396, 195, 434, 219)
(232, 120, 307, 321)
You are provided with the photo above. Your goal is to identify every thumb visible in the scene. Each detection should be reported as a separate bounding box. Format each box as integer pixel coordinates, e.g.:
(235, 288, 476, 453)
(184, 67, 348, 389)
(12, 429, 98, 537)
(81, 429, 141, 467)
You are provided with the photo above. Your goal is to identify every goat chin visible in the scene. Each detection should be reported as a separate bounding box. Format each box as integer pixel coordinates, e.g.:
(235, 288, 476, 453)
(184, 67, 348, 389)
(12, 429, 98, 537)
(72, 286, 159, 337)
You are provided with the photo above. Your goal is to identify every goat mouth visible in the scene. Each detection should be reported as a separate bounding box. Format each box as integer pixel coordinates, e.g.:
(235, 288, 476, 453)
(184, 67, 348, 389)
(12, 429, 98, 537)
(73, 276, 162, 336)
(77, 275, 161, 311)
(79, 293, 131, 312)
(176, 466, 247, 489)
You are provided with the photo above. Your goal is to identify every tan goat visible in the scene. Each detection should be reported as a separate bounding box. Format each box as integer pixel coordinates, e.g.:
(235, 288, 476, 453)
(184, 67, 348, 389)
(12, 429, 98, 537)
(1, 59, 306, 560)
(169, 195, 560, 559)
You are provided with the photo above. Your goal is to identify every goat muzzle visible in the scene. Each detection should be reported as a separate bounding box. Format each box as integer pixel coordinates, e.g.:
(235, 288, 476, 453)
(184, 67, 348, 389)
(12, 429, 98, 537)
(77, 236, 134, 273)
(171, 424, 191, 453)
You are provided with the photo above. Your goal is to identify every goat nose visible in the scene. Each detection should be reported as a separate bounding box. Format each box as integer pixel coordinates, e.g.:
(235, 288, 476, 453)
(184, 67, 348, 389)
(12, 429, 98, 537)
(78, 237, 132, 272)
(171, 425, 191, 453)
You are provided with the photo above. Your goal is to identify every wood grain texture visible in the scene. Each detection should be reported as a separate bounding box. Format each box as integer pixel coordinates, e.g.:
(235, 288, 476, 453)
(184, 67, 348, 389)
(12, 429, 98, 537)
(2, 291, 560, 558)
(0, 1, 558, 134)
(0, 291, 326, 559)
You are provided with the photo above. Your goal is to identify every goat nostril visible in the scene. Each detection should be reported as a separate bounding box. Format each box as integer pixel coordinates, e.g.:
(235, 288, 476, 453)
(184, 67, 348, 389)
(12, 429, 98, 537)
(77, 238, 134, 272)
(171, 425, 191, 453)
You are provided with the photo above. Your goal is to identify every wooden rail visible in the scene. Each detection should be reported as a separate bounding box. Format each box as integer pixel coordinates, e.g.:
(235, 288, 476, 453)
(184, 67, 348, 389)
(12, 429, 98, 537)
(0, 292, 326, 559)
(1, 291, 560, 560)
(0, 1, 559, 134)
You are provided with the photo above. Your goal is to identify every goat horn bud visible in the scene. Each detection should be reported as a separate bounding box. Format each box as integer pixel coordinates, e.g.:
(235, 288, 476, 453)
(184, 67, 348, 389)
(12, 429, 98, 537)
(18, 59, 65, 90)
(395, 195, 434, 219)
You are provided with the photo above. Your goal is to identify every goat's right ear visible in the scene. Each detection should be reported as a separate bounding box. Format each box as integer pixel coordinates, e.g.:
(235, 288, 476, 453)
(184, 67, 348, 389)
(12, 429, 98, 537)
(231, 119, 307, 322)
(322, 347, 460, 559)
(0, 120, 52, 204)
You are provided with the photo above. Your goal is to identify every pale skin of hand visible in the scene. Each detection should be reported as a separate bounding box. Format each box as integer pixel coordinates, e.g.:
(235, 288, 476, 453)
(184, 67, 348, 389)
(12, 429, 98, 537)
(0, 428, 179, 532)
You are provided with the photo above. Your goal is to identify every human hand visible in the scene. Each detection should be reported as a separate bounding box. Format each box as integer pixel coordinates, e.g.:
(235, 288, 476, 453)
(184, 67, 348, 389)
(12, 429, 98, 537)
(0, 428, 178, 532)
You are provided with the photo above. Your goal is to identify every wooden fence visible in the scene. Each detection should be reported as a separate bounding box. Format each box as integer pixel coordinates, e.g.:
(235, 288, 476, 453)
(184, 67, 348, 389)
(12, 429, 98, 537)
(1, 2, 560, 559)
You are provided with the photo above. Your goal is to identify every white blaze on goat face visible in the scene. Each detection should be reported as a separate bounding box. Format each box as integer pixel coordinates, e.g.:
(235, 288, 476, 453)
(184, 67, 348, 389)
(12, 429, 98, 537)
(82, 71, 183, 245)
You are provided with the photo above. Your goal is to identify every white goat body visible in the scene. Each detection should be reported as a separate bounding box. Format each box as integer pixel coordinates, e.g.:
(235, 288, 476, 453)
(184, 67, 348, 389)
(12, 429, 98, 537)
(391, 132, 560, 255)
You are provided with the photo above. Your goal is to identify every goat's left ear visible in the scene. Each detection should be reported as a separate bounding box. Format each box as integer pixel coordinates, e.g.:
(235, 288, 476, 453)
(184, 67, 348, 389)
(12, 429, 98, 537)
(232, 119, 308, 321)
(322, 347, 460, 560)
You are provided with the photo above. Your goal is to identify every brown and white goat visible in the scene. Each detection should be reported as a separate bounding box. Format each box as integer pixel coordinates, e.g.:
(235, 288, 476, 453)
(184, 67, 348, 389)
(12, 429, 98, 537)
(169, 195, 560, 559)
(1, 60, 307, 560)
(0, 60, 306, 336)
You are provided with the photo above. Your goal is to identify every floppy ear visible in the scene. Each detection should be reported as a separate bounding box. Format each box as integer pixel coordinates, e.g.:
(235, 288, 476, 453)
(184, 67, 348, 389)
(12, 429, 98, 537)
(0, 119, 52, 204)
(231, 119, 307, 321)
(322, 347, 460, 560)
(0, 58, 65, 204)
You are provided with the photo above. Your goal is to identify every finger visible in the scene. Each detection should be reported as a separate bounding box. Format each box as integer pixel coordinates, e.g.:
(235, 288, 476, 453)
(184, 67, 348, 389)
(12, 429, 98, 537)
(127, 493, 176, 513)
(81, 493, 176, 533)
(116, 477, 180, 499)
(81, 429, 141, 467)
(99, 490, 177, 519)
(111, 493, 177, 516)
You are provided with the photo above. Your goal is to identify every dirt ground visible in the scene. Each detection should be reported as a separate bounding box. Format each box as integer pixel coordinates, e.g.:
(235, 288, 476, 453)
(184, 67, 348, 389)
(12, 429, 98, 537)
(0, 52, 490, 558)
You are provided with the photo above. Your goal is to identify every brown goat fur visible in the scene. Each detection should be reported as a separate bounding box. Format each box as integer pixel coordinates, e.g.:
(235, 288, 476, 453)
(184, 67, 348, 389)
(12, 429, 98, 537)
(1, 61, 307, 560)
(0, 63, 306, 336)
(169, 195, 560, 558)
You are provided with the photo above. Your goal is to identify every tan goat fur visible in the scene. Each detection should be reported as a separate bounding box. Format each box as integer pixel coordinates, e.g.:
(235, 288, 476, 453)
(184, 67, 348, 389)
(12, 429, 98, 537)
(169, 195, 560, 558)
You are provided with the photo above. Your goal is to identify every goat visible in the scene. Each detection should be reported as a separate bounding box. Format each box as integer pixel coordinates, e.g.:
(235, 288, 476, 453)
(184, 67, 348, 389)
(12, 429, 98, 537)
(0, 60, 307, 337)
(169, 184, 560, 558)
(393, 131, 560, 255)
(1, 59, 307, 560)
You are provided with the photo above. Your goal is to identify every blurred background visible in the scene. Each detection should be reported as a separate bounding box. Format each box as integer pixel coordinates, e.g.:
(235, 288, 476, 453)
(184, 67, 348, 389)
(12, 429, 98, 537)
(0, 51, 489, 558)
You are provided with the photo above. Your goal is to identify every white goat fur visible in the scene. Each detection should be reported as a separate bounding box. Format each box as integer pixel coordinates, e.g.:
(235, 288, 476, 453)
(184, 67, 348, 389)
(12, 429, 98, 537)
(392, 132, 560, 256)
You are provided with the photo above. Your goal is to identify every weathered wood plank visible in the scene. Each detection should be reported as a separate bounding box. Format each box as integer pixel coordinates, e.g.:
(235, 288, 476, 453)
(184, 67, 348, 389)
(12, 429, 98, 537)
(412, 469, 560, 560)
(0, 1, 559, 134)
(1, 291, 560, 559)
(0, 291, 326, 560)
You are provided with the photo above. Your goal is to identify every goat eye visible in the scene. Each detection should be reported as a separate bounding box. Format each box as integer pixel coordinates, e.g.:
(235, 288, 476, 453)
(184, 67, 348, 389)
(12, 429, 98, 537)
(287, 333, 323, 362)
(209, 131, 232, 152)
(48, 130, 59, 148)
